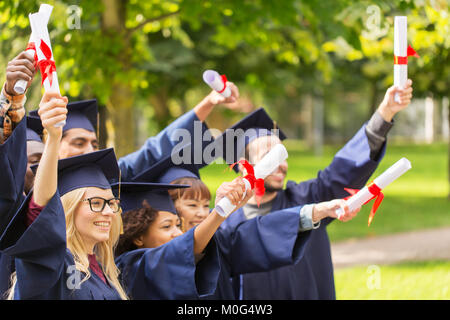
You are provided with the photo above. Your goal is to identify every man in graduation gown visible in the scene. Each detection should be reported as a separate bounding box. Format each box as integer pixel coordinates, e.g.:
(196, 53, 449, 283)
(218, 81, 413, 299)
(131, 148, 354, 299)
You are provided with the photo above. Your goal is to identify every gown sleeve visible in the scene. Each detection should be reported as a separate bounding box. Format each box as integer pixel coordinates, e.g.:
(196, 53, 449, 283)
(0, 191, 67, 298)
(117, 110, 210, 181)
(0, 117, 27, 237)
(115, 227, 220, 300)
(286, 124, 386, 205)
(216, 206, 311, 276)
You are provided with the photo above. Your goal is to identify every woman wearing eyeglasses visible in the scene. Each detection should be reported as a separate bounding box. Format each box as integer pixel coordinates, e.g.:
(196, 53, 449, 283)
(0, 91, 130, 299)
(0, 91, 246, 300)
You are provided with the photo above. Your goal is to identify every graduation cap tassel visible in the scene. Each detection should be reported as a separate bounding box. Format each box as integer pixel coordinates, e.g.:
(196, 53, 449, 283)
(118, 169, 123, 235)
(96, 112, 100, 143)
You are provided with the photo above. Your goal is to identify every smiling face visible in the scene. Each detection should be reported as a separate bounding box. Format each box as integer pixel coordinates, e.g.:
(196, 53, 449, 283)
(245, 135, 288, 192)
(174, 197, 210, 231)
(74, 187, 117, 253)
(137, 211, 183, 248)
(59, 128, 99, 159)
(167, 177, 212, 232)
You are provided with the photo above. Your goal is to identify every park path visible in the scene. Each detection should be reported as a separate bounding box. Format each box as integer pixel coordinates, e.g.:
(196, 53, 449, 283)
(331, 227, 450, 269)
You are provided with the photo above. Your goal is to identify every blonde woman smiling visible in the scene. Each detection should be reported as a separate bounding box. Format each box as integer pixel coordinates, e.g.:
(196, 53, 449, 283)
(1, 92, 128, 299)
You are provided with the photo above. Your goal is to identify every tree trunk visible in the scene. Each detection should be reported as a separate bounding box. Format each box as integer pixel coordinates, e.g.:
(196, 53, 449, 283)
(149, 88, 172, 132)
(105, 84, 135, 157)
(101, 0, 135, 158)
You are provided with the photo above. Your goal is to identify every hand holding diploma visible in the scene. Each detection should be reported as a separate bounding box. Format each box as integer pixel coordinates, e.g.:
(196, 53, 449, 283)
(215, 144, 288, 217)
(5, 52, 36, 96)
(378, 79, 413, 122)
(312, 199, 361, 223)
(14, 4, 53, 95)
(38, 91, 68, 139)
(336, 158, 412, 226)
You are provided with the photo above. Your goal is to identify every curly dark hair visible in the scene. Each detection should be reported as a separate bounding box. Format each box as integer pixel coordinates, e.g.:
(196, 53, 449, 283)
(115, 200, 159, 257)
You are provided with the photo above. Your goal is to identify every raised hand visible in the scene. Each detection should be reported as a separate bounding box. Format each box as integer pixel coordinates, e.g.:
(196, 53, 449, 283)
(207, 81, 240, 108)
(312, 199, 361, 223)
(38, 91, 68, 139)
(378, 79, 413, 122)
(5, 51, 36, 96)
(215, 176, 254, 212)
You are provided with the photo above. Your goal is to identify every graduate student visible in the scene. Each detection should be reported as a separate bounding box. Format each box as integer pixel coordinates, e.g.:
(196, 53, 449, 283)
(0, 92, 134, 299)
(0, 116, 45, 298)
(114, 180, 251, 299)
(218, 82, 414, 300)
(0, 51, 33, 230)
(130, 145, 358, 300)
(0, 52, 34, 298)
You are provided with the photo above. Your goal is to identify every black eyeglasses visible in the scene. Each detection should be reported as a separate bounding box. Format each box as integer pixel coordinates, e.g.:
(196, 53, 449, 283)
(81, 197, 121, 213)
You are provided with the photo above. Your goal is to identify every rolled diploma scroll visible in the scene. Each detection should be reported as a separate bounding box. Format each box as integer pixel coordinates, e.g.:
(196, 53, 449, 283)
(29, 11, 65, 127)
(203, 70, 231, 98)
(215, 143, 289, 217)
(394, 16, 407, 104)
(14, 4, 53, 94)
(336, 157, 412, 218)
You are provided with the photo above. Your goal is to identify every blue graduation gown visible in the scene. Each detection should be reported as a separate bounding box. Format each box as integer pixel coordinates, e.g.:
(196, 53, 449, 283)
(203, 206, 311, 300)
(224, 124, 386, 300)
(0, 110, 207, 297)
(118, 110, 209, 181)
(0, 118, 27, 298)
(0, 192, 122, 299)
(0, 117, 27, 235)
(115, 227, 221, 300)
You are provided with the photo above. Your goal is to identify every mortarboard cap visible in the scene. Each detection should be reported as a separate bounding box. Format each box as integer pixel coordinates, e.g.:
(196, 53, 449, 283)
(30, 99, 98, 134)
(132, 143, 208, 184)
(26, 116, 44, 142)
(111, 182, 189, 214)
(213, 108, 287, 171)
(31, 148, 119, 196)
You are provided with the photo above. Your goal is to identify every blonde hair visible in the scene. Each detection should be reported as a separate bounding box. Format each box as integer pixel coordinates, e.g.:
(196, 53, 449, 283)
(7, 187, 128, 300)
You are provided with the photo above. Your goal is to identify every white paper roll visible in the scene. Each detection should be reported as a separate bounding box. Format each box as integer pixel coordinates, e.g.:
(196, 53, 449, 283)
(29, 11, 65, 127)
(336, 157, 412, 217)
(14, 4, 53, 94)
(394, 16, 407, 103)
(203, 70, 231, 98)
(215, 144, 288, 217)
(215, 179, 252, 217)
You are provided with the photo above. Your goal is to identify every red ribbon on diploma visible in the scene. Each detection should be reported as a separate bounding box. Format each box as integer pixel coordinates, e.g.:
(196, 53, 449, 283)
(37, 39, 56, 87)
(229, 159, 265, 207)
(343, 181, 384, 227)
(394, 45, 420, 65)
(218, 74, 228, 93)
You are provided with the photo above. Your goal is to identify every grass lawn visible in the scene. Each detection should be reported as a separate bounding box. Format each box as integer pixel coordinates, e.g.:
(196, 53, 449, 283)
(334, 260, 450, 300)
(200, 141, 450, 242)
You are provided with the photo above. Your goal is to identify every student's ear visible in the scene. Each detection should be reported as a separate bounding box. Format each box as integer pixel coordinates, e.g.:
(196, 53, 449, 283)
(133, 236, 144, 248)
